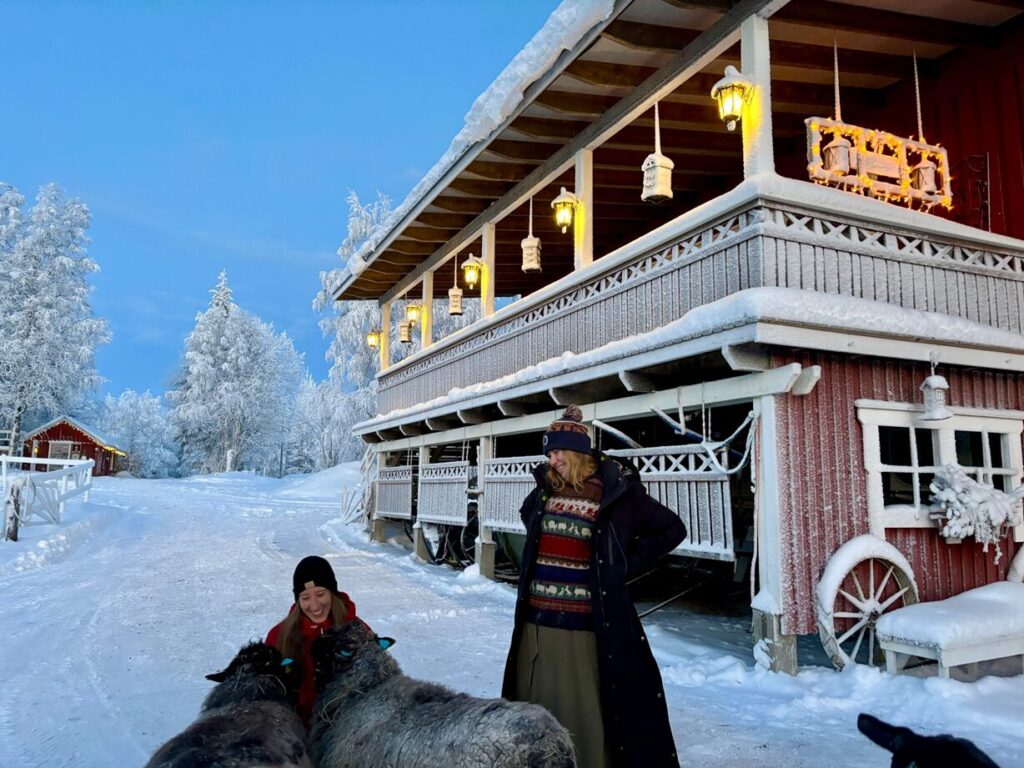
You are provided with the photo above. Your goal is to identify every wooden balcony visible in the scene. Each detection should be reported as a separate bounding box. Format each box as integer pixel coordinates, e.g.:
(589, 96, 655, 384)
(373, 176, 1024, 421)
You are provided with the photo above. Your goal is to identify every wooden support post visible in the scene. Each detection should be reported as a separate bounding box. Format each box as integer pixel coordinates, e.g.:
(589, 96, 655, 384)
(420, 272, 433, 349)
(413, 445, 431, 562)
(741, 14, 775, 178)
(370, 452, 387, 543)
(751, 395, 797, 674)
(481, 222, 496, 317)
(574, 149, 593, 270)
(475, 435, 496, 580)
(379, 301, 392, 371)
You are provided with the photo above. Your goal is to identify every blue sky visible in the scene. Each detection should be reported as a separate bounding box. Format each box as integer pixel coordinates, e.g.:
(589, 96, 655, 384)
(2, 0, 556, 397)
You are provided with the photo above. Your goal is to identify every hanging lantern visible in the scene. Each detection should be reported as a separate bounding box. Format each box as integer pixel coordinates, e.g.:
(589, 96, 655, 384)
(710, 65, 751, 132)
(641, 102, 674, 203)
(398, 320, 413, 344)
(366, 329, 381, 349)
(920, 374, 952, 421)
(551, 187, 577, 233)
(405, 303, 421, 324)
(461, 253, 483, 289)
(822, 134, 853, 175)
(448, 254, 463, 315)
(910, 158, 938, 195)
(521, 196, 542, 272)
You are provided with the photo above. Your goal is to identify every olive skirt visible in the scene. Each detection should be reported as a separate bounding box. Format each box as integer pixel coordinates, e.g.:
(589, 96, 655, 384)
(513, 622, 611, 768)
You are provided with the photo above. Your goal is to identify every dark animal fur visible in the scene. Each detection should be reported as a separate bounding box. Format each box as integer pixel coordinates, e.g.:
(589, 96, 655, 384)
(309, 622, 576, 768)
(858, 713, 1001, 768)
(145, 642, 311, 768)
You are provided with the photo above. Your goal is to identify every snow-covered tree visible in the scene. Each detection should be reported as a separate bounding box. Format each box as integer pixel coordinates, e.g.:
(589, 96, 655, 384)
(0, 183, 110, 449)
(312, 192, 484, 464)
(168, 272, 303, 475)
(101, 390, 179, 477)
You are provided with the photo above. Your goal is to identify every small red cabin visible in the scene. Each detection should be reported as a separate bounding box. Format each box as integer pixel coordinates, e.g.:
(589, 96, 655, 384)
(21, 416, 126, 477)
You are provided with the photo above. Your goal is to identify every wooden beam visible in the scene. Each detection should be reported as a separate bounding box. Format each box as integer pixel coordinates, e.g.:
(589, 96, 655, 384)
(380, 0, 786, 304)
(619, 371, 661, 393)
(415, 211, 476, 228)
(771, 1, 993, 48)
(457, 407, 489, 425)
(465, 160, 538, 181)
(603, 19, 929, 78)
(447, 178, 516, 197)
(722, 343, 771, 371)
(389, 239, 438, 255)
(497, 399, 530, 417)
(430, 196, 490, 213)
(487, 139, 561, 161)
(399, 422, 429, 436)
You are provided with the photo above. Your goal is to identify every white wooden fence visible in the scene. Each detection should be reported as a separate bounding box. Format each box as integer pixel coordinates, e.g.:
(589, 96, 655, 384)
(374, 465, 414, 521)
(0, 430, 12, 456)
(479, 448, 734, 561)
(2, 456, 95, 533)
(417, 461, 471, 526)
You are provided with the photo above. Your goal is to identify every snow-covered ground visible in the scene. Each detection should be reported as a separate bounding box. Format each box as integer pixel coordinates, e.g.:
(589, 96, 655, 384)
(1, 464, 1020, 767)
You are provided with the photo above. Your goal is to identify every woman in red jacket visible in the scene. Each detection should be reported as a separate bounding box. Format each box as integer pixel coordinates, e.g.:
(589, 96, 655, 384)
(266, 555, 364, 726)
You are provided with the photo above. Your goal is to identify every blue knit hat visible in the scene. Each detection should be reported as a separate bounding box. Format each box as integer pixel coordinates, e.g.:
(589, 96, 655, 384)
(542, 405, 592, 455)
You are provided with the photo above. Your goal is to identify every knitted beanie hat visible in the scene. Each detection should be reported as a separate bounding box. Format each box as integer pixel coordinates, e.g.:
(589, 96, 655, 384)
(542, 404, 592, 455)
(292, 555, 338, 600)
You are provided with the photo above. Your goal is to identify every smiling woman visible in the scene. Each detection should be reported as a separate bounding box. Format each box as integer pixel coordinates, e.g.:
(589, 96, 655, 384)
(265, 555, 371, 726)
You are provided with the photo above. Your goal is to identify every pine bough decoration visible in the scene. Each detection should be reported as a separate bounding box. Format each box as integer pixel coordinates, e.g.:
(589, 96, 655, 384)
(929, 464, 1024, 564)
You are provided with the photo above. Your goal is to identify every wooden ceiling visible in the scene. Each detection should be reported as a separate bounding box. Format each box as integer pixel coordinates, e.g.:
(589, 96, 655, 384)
(338, 0, 1023, 302)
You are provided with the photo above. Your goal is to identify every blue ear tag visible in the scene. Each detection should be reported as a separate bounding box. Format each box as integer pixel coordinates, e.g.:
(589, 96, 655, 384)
(377, 637, 396, 651)
(337, 649, 354, 659)
(280, 658, 294, 667)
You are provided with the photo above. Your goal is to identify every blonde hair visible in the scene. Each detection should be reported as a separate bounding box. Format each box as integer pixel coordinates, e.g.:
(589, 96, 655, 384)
(547, 450, 598, 493)
(272, 593, 350, 660)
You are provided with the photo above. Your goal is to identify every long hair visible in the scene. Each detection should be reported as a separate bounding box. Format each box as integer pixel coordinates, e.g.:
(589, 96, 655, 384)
(272, 594, 350, 661)
(546, 450, 598, 493)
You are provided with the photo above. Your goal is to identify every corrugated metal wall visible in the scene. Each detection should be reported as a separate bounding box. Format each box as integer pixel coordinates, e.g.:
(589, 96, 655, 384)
(772, 350, 1024, 635)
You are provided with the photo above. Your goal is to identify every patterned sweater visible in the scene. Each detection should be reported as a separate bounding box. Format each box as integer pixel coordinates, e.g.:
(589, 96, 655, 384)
(527, 475, 604, 631)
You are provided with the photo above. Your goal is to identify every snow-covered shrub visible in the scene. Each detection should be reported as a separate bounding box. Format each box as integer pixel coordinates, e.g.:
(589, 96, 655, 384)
(929, 464, 1024, 564)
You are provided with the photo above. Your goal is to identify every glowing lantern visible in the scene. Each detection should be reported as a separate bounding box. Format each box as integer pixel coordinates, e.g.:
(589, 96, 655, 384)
(366, 330, 381, 349)
(641, 101, 674, 203)
(521, 196, 541, 272)
(710, 65, 751, 132)
(405, 303, 421, 324)
(461, 253, 483, 289)
(551, 187, 577, 234)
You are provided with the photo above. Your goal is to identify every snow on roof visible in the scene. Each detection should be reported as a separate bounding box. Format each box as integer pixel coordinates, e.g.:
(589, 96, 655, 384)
(23, 415, 123, 451)
(357, 287, 1024, 431)
(338, 0, 616, 284)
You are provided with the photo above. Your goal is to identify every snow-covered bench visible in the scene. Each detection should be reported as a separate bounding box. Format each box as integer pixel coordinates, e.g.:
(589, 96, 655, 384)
(876, 581, 1024, 678)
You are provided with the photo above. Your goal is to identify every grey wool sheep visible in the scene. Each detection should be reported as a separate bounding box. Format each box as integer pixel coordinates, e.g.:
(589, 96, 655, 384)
(145, 641, 311, 768)
(308, 622, 576, 768)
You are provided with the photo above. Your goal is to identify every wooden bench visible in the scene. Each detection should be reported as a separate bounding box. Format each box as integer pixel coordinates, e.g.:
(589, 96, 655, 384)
(876, 581, 1024, 678)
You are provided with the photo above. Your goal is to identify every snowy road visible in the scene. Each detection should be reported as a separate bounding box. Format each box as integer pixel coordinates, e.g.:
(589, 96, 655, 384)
(1, 466, 1020, 767)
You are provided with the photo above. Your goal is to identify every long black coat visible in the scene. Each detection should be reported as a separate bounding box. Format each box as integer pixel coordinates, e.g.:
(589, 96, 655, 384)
(501, 454, 687, 768)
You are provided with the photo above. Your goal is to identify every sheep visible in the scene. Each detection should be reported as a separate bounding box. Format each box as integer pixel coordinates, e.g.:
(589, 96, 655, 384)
(857, 713, 1000, 768)
(145, 641, 311, 768)
(308, 621, 576, 768)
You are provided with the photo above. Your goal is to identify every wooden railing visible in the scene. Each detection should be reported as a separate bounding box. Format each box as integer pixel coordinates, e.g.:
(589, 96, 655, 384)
(374, 466, 414, 521)
(2, 456, 95, 534)
(416, 461, 471, 526)
(375, 187, 1024, 416)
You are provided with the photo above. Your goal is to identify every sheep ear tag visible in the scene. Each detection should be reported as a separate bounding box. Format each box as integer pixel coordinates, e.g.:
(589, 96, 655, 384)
(377, 636, 396, 651)
(336, 649, 355, 659)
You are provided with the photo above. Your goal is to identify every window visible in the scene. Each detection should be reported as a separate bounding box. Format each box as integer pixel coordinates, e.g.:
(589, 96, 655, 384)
(857, 401, 1024, 539)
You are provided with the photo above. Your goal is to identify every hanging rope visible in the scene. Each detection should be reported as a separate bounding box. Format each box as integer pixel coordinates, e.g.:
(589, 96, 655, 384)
(528, 197, 534, 237)
(833, 37, 842, 122)
(654, 101, 662, 155)
(913, 50, 925, 142)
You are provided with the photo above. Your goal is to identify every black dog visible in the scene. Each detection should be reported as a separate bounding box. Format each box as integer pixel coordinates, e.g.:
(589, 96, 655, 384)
(857, 713, 1001, 768)
(145, 642, 309, 768)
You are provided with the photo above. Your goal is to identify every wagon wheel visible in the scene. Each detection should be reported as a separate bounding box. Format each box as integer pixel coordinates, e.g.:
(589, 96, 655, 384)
(816, 535, 919, 670)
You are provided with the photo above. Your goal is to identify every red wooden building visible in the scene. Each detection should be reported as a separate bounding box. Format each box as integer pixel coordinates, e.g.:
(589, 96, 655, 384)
(22, 416, 126, 477)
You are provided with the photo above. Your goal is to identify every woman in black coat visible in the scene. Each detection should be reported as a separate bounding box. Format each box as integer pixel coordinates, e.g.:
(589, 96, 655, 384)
(502, 405, 686, 768)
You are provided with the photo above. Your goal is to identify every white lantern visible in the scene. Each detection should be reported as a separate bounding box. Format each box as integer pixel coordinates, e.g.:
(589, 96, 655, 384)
(521, 196, 542, 272)
(398, 320, 413, 344)
(448, 255, 463, 315)
(641, 102, 674, 203)
(551, 187, 577, 234)
(823, 134, 853, 175)
(448, 285, 463, 315)
(920, 374, 952, 421)
(910, 158, 938, 195)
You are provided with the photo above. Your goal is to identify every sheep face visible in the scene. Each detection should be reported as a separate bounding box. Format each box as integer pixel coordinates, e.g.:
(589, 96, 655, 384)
(310, 621, 398, 695)
(857, 713, 999, 768)
(202, 642, 296, 712)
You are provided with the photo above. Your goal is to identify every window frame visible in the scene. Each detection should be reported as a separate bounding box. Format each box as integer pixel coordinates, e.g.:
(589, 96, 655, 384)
(856, 400, 1024, 542)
